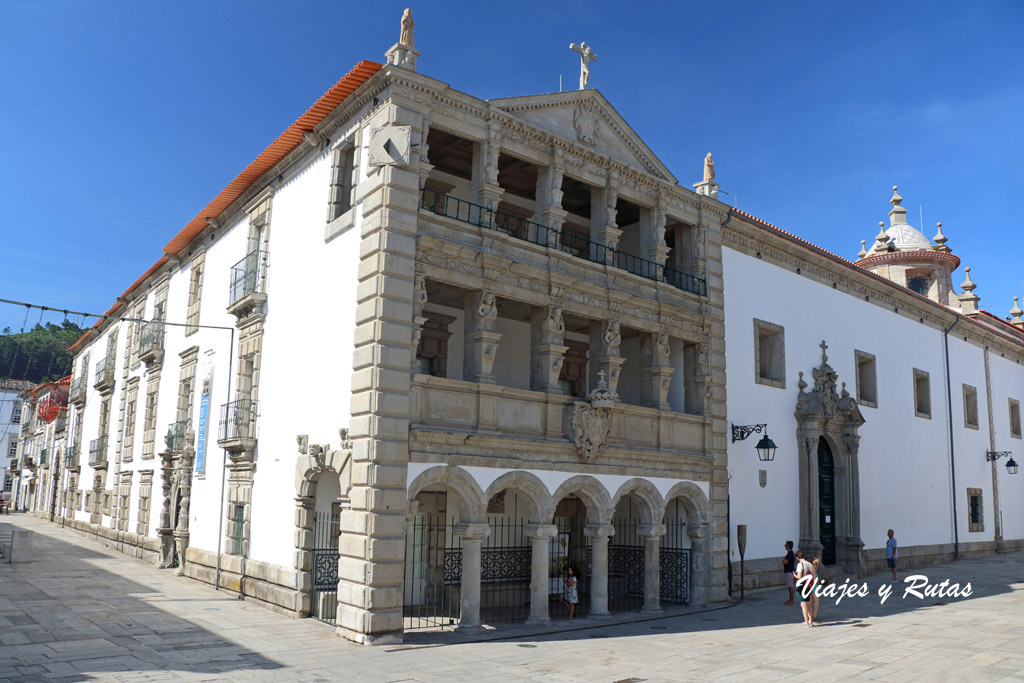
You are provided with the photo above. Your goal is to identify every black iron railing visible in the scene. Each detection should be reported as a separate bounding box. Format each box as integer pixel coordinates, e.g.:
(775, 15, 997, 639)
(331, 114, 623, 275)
(138, 321, 165, 358)
(229, 251, 268, 306)
(69, 376, 86, 403)
(219, 398, 257, 442)
(94, 357, 115, 388)
(420, 189, 706, 296)
(88, 437, 107, 467)
(165, 420, 188, 452)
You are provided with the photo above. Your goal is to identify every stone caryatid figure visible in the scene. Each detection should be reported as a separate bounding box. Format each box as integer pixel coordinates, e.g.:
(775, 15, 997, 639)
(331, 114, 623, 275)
(570, 42, 598, 90)
(703, 153, 715, 182)
(475, 291, 498, 332)
(400, 8, 415, 46)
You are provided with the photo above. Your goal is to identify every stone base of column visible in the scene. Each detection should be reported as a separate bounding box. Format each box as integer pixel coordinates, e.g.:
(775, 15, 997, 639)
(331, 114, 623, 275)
(593, 225, 623, 255)
(465, 330, 502, 384)
(476, 184, 503, 213)
(600, 356, 626, 395)
(587, 611, 613, 620)
(336, 624, 405, 645)
(648, 242, 671, 268)
(692, 180, 720, 199)
(531, 344, 568, 393)
(538, 208, 567, 244)
(524, 617, 552, 626)
(641, 366, 674, 409)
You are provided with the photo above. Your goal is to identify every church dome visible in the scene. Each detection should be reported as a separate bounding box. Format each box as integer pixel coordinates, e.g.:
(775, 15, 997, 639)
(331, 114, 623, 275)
(868, 186, 933, 252)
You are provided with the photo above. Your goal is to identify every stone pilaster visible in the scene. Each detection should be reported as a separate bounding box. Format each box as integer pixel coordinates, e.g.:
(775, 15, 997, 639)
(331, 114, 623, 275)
(416, 116, 432, 192)
(640, 332, 674, 409)
(535, 146, 567, 240)
(464, 291, 501, 384)
(454, 522, 490, 633)
(337, 101, 421, 645)
(473, 120, 503, 212)
(584, 524, 614, 619)
(524, 524, 558, 624)
(411, 273, 428, 370)
(590, 320, 624, 394)
(591, 170, 621, 253)
(530, 306, 568, 393)
(646, 204, 671, 267)
(639, 523, 666, 614)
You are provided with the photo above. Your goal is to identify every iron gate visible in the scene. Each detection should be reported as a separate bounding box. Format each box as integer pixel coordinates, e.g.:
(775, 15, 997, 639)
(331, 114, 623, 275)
(608, 518, 645, 612)
(549, 514, 590, 619)
(311, 511, 340, 624)
(660, 515, 691, 604)
(404, 514, 461, 630)
(479, 517, 531, 623)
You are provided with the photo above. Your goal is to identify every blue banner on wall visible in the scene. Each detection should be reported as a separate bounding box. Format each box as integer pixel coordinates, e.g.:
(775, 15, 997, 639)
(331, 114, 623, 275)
(195, 376, 211, 473)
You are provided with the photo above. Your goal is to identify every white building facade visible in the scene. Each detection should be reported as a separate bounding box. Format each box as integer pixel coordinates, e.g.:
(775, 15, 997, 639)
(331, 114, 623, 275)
(41, 16, 1023, 645)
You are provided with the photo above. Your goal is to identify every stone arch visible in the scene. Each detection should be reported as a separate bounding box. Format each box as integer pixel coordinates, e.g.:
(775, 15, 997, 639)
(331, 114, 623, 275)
(551, 475, 614, 524)
(662, 481, 713, 606)
(483, 470, 555, 523)
(610, 478, 666, 524)
(407, 465, 487, 523)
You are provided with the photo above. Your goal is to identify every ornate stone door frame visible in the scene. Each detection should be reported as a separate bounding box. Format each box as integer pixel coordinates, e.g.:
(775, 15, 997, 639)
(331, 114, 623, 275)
(794, 342, 866, 576)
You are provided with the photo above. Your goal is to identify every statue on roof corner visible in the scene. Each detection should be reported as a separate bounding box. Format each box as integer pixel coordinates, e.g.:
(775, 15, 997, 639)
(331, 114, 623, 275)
(400, 8, 414, 47)
(703, 153, 715, 183)
(570, 42, 597, 90)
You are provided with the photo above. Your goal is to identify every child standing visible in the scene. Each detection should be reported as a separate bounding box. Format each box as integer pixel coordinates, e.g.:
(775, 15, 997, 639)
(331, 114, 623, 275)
(558, 565, 579, 619)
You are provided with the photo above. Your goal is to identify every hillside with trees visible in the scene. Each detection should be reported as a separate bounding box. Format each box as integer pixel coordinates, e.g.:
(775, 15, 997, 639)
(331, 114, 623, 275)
(0, 321, 85, 384)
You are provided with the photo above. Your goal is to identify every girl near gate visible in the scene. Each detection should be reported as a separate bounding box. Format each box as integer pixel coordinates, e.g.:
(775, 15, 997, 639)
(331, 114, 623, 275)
(793, 550, 815, 627)
(558, 564, 579, 619)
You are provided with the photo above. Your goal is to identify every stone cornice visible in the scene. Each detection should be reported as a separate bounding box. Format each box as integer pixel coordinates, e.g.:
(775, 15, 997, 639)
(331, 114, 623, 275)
(723, 215, 1024, 362)
(856, 249, 961, 270)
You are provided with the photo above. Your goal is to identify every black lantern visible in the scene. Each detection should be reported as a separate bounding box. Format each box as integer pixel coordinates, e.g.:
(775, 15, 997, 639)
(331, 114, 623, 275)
(755, 434, 778, 462)
(986, 451, 1018, 475)
(732, 423, 777, 462)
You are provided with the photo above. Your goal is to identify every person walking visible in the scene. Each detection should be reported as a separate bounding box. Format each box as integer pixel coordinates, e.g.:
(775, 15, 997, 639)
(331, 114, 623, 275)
(782, 541, 796, 605)
(558, 564, 579, 619)
(793, 550, 814, 627)
(886, 529, 898, 582)
(811, 557, 822, 622)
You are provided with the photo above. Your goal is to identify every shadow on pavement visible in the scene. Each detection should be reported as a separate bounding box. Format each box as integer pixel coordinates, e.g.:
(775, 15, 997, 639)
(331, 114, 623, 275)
(0, 519, 284, 682)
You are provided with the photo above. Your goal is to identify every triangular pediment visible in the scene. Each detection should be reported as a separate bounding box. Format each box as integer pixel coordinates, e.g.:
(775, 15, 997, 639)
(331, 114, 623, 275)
(489, 90, 677, 183)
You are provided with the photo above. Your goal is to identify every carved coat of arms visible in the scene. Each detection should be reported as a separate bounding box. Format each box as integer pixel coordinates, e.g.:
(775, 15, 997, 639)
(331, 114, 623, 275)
(571, 402, 612, 462)
(573, 103, 600, 146)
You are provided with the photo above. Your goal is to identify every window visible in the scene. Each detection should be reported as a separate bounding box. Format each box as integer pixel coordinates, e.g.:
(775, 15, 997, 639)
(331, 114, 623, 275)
(129, 300, 144, 367)
(855, 350, 877, 408)
(11, 403, 20, 424)
(153, 283, 168, 322)
(415, 356, 433, 376)
(327, 143, 356, 222)
(962, 384, 979, 430)
(913, 369, 931, 419)
(8, 438, 17, 458)
(3, 473, 11, 492)
(967, 488, 984, 532)
(229, 504, 246, 555)
(122, 382, 138, 461)
(753, 319, 785, 389)
(907, 276, 929, 296)
(142, 380, 158, 459)
(1011, 398, 1022, 439)
(185, 253, 205, 336)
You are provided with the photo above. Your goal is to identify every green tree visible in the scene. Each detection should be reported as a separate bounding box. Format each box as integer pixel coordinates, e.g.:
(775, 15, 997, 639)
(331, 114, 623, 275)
(0, 321, 86, 383)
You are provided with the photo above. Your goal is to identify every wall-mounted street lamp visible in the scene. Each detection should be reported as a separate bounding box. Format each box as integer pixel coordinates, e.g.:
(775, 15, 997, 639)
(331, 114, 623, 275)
(731, 423, 777, 462)
(987, 451, 1019, 475)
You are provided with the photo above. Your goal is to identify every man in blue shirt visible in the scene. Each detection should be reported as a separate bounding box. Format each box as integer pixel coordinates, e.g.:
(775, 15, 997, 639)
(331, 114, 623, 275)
(886, 529, 898, 582)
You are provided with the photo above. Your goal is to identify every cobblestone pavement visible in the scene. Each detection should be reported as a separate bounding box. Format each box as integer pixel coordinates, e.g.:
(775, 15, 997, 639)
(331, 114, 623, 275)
(2, 515, 1023, 682)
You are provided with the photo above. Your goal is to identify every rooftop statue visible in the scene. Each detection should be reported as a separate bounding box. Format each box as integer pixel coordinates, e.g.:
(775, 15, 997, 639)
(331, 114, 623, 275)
(703, 153, 715, 182)
(400, 8, 414, 46)
(570, 42, 597, 90)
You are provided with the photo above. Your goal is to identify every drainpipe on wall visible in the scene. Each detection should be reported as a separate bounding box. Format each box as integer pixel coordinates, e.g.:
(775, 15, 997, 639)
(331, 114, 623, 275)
(942, 315, 961, 560)
(215, 327, 236, 592)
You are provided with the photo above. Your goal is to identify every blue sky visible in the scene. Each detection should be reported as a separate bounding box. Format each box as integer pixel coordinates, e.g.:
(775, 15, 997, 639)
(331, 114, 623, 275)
(1, 0, 1021, 334)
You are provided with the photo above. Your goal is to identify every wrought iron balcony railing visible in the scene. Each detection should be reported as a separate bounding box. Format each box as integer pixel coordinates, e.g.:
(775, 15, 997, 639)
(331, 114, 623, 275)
(420, 189, 707, 296)
(94, 356, 115, 390)
(229, 250, 268, 307)
(69, 376, 87, 404)
(219, 398, 257, 443)
(138, 321, 165, 362)
(65, 445, 80, 469)
(88, 437, 107, 467)
(165, 420, 189, 452)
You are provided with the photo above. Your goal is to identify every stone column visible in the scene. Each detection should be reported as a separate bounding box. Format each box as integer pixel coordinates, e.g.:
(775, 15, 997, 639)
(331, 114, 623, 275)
(646, 203, 671, 267)
(464, 291, 502, 384)
(473, 120, 503, 212)
(417, 116, 433, 192)
(589, 320, 624, 395)
(293, 495, 315, 614)
(640, 332, 674, 409)
(687, 522, 711, 607)
(590, 170, 621, 255)
(530, 307, 568, 393)
(535, 146, 567, 243)
(584, 524, 614, 619)
(524, 524, 558, 624)
(639, 523, 666, 614)
(454, 522, 490, 633)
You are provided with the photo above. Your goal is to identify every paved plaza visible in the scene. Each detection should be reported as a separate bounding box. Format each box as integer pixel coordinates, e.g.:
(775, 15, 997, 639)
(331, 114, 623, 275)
(2, 515, 1023, 682)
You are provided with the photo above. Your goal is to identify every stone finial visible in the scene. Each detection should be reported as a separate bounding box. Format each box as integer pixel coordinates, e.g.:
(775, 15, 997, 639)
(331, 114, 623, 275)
(857, 239, 867, 259)
(933, 222, 950, 252)
(820, 340, 829, 364)
(873, 222, 893, 253)
(958, 266, 980, 315)
(1009, 296, 1023, 330)
(797, 371, 807, 392)
(889, 185, 908, 225)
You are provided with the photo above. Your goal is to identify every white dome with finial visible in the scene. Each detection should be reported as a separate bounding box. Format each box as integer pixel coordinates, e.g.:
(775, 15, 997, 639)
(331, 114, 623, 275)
(870, 186, 933, 251)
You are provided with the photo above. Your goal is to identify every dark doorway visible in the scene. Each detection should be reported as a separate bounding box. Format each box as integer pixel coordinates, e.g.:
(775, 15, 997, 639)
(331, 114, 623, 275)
(817, 437, 837, 565)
